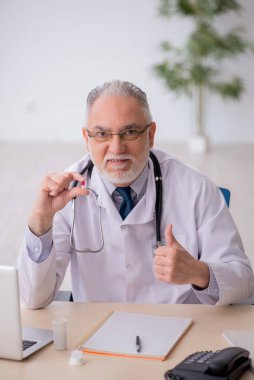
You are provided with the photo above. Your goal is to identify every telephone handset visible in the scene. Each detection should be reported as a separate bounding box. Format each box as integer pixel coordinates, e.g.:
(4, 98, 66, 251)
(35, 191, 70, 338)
(164, 347, 251, 380)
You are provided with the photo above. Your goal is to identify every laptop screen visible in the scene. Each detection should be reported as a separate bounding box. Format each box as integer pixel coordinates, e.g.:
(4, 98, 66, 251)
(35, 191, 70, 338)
(0, 266, 53, 360)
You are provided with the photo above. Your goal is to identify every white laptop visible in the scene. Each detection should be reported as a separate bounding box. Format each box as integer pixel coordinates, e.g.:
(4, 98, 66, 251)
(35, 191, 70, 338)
(0, 265, 53, 360)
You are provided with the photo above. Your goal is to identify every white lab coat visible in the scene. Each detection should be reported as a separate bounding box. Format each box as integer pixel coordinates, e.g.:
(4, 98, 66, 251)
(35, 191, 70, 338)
(18, 149, 254, 308)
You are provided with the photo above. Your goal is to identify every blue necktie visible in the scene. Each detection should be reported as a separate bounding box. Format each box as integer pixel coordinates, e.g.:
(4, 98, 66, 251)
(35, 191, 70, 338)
(115, 187, 134, 220)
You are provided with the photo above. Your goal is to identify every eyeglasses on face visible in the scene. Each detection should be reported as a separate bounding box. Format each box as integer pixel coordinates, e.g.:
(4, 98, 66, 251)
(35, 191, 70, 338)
(86, 123, 152, 142)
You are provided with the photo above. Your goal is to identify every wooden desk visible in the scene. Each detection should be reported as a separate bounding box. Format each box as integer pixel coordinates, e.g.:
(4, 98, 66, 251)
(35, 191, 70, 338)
(1, 303, 254, 380)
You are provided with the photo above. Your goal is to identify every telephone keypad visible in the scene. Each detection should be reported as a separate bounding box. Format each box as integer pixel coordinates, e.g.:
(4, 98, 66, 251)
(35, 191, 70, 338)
(185, 350, 219, 365)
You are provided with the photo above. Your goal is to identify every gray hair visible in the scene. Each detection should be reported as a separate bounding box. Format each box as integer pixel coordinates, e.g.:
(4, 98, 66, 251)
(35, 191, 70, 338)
(86, 80, 153, 123)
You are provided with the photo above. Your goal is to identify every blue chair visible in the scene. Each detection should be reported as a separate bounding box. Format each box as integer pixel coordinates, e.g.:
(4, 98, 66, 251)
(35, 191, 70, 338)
(53, 290, 73, 302)
(219, 187, 230, 207)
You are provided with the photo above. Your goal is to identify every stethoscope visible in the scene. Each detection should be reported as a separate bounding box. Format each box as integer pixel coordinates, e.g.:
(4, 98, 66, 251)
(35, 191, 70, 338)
(70, 150, 163, 253)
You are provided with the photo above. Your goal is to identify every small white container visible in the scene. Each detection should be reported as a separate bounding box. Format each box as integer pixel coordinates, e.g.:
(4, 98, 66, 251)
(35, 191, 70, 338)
(52, 318, 67, 350)
(69, 350, 86, 366)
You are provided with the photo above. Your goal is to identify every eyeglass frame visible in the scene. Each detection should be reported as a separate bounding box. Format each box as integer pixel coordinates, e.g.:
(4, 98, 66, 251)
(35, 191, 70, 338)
(85, 123, 153, 142)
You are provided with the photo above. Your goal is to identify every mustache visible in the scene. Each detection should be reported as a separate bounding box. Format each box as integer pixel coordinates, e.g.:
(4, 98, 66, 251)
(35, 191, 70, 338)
(103, 154, 134, 163)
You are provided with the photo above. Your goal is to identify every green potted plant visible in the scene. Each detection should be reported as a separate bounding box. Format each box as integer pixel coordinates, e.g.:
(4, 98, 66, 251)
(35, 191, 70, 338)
(153, 0, 253, 153)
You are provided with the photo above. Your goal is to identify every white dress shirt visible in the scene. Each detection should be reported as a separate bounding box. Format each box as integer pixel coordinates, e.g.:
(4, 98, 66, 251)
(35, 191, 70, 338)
(17, 149, 254, 308)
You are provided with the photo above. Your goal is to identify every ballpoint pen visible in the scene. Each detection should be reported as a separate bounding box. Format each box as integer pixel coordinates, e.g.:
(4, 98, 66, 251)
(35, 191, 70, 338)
(136, 335, 141, 353)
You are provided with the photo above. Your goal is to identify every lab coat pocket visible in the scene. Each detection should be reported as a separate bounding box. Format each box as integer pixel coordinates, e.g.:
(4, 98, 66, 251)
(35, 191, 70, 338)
(173, 232, 189, 251)
(152, 232, 189, 256)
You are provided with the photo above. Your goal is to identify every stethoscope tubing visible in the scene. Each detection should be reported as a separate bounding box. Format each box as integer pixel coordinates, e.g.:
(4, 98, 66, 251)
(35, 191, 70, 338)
(70, 151, 163, 253)
(149, 151, 163, 245)
(70, 188, 104, 253)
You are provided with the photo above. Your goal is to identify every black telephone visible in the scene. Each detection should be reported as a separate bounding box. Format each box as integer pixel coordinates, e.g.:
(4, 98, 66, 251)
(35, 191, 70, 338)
(164, 347, 251, 380)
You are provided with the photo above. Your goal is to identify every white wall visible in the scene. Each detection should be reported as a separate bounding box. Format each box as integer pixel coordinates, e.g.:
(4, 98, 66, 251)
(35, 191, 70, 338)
(0, 0, 254, 144)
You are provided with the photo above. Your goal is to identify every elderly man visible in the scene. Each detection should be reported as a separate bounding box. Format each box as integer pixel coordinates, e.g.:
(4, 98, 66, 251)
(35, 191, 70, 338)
(18, 80, 254, 308)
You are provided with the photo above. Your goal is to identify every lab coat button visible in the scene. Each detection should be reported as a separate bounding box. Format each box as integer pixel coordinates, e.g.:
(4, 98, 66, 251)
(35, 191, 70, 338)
(126, 264, 133, 269)
(121, 225, 126, 230)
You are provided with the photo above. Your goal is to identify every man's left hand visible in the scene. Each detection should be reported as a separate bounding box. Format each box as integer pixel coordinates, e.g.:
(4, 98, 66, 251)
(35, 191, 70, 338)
(153, 224, 209, 289)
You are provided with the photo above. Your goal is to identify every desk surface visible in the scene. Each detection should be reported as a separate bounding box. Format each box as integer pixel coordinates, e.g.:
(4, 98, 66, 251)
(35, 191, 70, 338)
(1, 303, 254, 380)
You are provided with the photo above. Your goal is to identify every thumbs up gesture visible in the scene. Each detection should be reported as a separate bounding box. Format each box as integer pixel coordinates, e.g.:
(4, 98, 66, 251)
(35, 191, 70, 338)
(153, 224, 209, 288)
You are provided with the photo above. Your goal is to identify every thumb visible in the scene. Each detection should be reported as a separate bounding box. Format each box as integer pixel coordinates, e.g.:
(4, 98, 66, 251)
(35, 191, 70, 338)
(165, 224, 177, 247)
(66, 187, 90, 202)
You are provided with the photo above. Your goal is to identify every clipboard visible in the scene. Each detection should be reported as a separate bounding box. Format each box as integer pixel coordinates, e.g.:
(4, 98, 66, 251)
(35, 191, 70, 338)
(77, 311, 193, 361)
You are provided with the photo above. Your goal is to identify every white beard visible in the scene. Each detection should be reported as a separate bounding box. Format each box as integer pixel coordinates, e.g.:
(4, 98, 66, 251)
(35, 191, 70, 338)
(91, 151, 149, 185)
